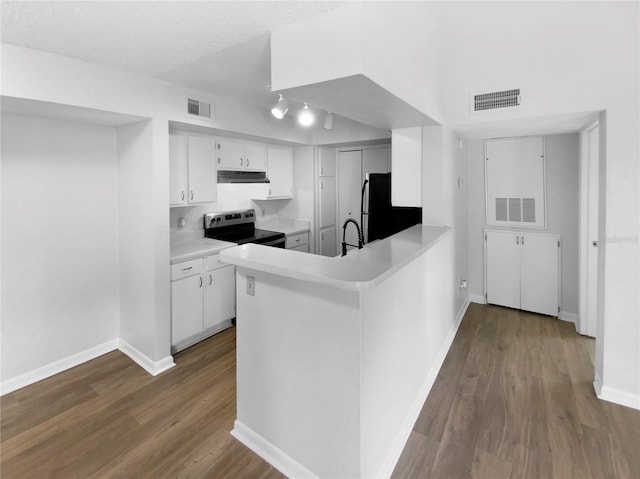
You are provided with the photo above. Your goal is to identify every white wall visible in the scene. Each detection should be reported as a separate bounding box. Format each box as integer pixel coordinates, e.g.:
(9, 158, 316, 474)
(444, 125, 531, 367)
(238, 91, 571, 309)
(442, 2, 639, 404)
(467, 134, 581, 317)
(117, 120, 172, 365)
(1, 114, 119, 383)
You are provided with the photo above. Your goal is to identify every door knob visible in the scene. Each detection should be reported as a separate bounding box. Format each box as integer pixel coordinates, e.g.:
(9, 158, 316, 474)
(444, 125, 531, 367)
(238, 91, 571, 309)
(592, 241, 598, 247)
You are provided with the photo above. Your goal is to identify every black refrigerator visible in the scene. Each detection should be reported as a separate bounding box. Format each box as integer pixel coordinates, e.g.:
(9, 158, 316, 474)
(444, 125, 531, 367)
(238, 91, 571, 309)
(361, 173, 422, 243)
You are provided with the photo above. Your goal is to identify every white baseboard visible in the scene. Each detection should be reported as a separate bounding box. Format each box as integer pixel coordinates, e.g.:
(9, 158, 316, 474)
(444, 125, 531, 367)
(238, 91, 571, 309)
(559, 311, 578, 323)
(594, 376, 640, 410)
(468, 293, 486, 304)
(376, 299, 470, 478)
(0, 339, 118, 396)
(118, 339, 175, 376)
(231, 420, 319, 479)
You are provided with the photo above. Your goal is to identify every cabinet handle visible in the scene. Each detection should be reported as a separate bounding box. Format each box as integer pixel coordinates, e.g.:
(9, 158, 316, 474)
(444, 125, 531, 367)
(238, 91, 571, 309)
(296, 238, 301, 243)
(321, 166, 324, 175)
(191, 190, 194, 201)
(218, 157, 221, 164)
(321, 181, 324, 190)
(240, 158, 243, 167)
(516, 236, 519, 245)
(182, 266, 193, 273)
(321, 233, 324, 240)
(209, 274, 212, 285)
(247, 158, 250, 167)
(199, 277, 203, 288)
(181, 190, 184, 201)
(522, 236, 525, 246)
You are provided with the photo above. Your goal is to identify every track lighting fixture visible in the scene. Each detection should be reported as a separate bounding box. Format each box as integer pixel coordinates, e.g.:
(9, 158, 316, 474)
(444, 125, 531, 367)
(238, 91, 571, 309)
(298, 103, 315, 127)
(271, 94, 289, 119)
(323, 111, 335, 130)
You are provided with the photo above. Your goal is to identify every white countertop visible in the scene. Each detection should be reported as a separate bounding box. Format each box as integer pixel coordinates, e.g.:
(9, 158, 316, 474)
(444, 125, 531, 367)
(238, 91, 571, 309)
(220, 224, 451, 291)
(255, 218, 310, 236)
(170, 238, 237, 264)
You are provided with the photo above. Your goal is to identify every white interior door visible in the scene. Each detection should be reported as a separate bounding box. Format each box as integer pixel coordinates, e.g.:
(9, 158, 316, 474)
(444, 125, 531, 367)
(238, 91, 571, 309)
(486, 230, 521, 310)
(520, 233, 559, 316)
(338, 150, 363, 247)
(586, 125, 599, 337)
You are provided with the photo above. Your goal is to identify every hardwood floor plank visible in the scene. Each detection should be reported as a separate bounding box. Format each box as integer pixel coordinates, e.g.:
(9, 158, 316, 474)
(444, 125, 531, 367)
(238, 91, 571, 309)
(3, 307, 639, 479)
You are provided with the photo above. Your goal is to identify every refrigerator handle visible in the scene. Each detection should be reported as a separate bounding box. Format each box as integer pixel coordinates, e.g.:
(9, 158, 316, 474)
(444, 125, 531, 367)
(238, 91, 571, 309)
(360, 178, 369, 244)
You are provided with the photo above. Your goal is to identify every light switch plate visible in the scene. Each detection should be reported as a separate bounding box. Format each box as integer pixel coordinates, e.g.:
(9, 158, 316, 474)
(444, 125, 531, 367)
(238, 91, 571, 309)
(247, 276, 255, 296)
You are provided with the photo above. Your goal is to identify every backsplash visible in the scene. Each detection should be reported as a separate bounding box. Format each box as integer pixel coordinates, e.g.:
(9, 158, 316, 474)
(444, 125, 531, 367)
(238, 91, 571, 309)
(170, 184, 290, 241)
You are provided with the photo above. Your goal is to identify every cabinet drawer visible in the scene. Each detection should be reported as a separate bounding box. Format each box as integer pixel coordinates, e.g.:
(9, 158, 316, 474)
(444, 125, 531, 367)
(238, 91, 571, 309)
(286, 232, 309, 249)
(171, 258, 202, 281)
(289, 243, 309, 253)
(207, 253, 231, 271)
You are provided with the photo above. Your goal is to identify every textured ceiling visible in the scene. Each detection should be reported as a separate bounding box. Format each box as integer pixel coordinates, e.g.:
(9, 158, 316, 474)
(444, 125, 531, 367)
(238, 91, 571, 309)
(1, 1, 345, 77)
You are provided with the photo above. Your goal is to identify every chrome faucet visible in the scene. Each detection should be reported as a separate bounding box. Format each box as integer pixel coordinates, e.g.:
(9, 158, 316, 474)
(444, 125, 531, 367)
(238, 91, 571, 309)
(342, 218, 364, 256)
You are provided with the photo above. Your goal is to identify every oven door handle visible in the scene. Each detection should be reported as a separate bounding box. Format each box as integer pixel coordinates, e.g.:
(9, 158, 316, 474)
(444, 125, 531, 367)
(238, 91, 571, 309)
(260, 237, 286, 248)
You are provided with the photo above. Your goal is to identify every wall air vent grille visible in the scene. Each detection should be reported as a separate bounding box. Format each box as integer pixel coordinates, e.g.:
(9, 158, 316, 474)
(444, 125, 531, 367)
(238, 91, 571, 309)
(187, 98, 213, 119)
(474, 89, 521, 111)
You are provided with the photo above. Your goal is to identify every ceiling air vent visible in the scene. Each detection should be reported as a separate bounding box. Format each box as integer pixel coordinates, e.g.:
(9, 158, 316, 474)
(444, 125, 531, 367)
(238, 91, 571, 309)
(472, 89, 521, 112)
(186, 98, 213, 120)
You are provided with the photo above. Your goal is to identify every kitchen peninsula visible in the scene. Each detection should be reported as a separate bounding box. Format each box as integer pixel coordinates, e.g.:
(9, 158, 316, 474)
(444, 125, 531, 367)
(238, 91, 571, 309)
(221, 224, 464, 479)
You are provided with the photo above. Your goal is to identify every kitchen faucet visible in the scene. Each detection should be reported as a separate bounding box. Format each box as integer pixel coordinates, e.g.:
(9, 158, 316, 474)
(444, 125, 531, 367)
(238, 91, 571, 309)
(341, 218, 364, 256)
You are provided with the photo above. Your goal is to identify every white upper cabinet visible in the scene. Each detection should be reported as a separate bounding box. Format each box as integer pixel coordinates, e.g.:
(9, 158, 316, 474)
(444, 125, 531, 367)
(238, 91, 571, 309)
(169, 134, 188, 206)
(217, 137, 266, 171)
(391, 127, 422, 207)
(245, 142, 267, 171)
(169, 133, 217, 206)
(188, 136, 217, 203)
(266, 146, 293, 199)
(318, 147, 336, 177)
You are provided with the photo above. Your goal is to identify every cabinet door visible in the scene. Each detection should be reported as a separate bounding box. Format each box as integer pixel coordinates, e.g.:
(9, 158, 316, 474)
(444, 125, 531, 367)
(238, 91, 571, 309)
(486, 230, 521, 310)
(217, 137, 245, 170)
(169, 134, 187, 206)
(319, 226, 337, 257)
(267, 147, 293, 198)
(205, 266, 236, 329)
(171, 275, 204, 345)
(521, 234, 558, 316)
(338, 150, 362, 247)
(318, 147, 335, 176)
(319, 177, 336, 228)
(188, 136, 217, 204)
(245, 142, 266, 171)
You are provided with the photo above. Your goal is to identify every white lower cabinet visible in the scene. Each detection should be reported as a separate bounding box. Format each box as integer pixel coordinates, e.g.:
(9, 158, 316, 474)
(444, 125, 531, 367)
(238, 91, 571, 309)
(205, 262, 236, 329)
(171, 253, 235, 352)
(285, 231, 309, 253)
(485, 230, 559, 316)
(319, 226, 337, 257)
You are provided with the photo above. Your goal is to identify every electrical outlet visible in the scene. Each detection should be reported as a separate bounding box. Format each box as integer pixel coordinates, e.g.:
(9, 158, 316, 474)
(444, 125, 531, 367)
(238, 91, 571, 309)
(247, 276, 255, 296)
(178, 217, 186, 229)
(460, 279, 468, 290)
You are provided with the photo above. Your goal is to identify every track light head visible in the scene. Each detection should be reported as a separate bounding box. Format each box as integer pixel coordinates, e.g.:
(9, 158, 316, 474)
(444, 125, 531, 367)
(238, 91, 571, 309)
(298, 103, 315, 127)
(271, 94, 289, 119)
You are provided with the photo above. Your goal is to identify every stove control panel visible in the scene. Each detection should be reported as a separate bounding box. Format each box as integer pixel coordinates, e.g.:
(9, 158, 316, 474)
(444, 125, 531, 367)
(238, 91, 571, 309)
(204, 209, 256, 229)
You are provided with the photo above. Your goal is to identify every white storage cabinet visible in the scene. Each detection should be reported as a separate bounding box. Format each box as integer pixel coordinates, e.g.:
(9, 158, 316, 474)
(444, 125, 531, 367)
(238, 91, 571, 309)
(169, 134, 217, 206)
(252, 146, 294, 200)
(217, 137, 266, 171)
(171, 253, 236, 352)
(485, 230, 559, 317)
(286, 231, 309, 253)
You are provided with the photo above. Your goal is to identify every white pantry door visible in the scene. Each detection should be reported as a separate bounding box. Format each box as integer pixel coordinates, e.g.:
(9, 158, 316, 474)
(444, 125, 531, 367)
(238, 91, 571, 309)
(338, 150, 362, 247)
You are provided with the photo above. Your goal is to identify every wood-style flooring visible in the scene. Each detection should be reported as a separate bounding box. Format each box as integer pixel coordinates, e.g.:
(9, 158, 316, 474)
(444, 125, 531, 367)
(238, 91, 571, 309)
(1, 303, 638, 478)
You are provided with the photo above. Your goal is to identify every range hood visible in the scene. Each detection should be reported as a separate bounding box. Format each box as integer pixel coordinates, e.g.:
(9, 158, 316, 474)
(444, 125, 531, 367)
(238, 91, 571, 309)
(217, 171, 270, 183)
